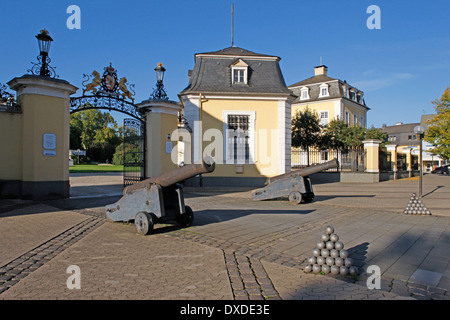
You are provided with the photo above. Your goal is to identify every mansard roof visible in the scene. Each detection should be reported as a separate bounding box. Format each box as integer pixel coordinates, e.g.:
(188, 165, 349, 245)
(179, 46, 294, 97)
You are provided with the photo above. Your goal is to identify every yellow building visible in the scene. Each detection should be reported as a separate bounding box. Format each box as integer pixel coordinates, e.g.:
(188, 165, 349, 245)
(289, 65, 370, 127)
(178, 46, 296, 186)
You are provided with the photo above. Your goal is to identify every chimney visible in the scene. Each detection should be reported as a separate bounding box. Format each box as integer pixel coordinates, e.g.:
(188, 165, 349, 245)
(314, 65, 328, 76)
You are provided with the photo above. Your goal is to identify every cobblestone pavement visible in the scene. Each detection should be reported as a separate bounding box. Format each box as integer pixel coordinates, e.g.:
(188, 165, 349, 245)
(0, 173, 449, 300)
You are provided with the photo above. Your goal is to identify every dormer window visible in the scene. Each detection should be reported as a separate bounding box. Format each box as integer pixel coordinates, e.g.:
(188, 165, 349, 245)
(319, 83, 329, 97)
(300, 86, 309, 100)
(230, 59, 249, 84)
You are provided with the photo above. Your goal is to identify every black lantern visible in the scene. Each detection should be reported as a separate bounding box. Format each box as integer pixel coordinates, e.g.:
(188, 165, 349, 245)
(150, 63, 168, 100)
(36, 29, 53, 55)
(28, 29, 56, 78)
(154, 62, 166, 83)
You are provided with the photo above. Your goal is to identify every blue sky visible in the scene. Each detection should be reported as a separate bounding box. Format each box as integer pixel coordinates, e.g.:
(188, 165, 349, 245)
(1, 0, 449, 128)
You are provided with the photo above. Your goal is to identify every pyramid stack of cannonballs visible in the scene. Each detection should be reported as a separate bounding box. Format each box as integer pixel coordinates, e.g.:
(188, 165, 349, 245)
(404, 193, 431, 215)
(304, 226, 358, 277)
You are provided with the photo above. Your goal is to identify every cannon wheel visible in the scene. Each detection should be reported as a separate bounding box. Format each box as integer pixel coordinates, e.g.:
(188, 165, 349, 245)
(135, 211, 154, 235)
(288, 192, 302, 204)
(176, 206, 194, 228)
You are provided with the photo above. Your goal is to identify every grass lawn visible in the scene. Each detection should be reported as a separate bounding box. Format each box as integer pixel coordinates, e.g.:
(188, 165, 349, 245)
(69, 164, 124, 173)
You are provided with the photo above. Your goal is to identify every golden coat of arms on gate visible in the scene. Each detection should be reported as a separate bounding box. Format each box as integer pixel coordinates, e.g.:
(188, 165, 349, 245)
(81, 63, 135, 103)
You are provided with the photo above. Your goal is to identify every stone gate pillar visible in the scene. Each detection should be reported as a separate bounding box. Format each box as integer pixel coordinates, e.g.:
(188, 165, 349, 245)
(7, 75, 78, 199)
(363, 139, 381, 173)
(137, 99, 182, 178)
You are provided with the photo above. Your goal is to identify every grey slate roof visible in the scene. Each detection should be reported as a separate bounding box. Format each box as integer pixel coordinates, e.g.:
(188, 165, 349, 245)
(179, 46, 294, 97)
(289, 75, 368, 109)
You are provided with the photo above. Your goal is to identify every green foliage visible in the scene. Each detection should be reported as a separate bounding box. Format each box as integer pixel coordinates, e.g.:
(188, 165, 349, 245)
(365, 126, 388, 148)
(112, 142, 142, 165)
(70, 109, 126, 163)
(292, 108, 322, 165)
(424, 88, 450, 160)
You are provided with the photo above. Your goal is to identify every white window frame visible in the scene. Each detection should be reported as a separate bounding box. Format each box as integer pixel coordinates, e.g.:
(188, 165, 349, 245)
(354, 114, 358, 126)
(223, 110, 256, 164)
(300, 86, 310, 100)
(319, 111, 329, 126)
(345, 111, 350, 124)
(231, 59, 249, 85)
(320, 150, 329, 162)
(319, 83, 329, 98)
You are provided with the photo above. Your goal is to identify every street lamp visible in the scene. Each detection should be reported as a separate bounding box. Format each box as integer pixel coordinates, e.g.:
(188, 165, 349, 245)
(154, 62, 166, 83)
(29, 29, 56, 78)
(150, 62, 168, 100)
(414, 125, 425, 198)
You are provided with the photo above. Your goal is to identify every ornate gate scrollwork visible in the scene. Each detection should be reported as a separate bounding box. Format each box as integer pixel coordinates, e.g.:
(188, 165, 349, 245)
(0, 83, 21, 113)
(70, 64, 146, 184)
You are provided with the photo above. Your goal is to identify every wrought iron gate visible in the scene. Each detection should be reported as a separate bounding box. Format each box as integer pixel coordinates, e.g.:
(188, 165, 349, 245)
(123, 118, 146, 186)
(69, 63, 147, 187)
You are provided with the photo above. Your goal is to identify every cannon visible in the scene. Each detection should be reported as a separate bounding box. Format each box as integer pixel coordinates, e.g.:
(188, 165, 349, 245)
(252, 158, 339, 204)
(106, 157, 215, 235)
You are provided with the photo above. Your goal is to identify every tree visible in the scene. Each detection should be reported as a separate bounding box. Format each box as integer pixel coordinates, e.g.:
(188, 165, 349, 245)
(292, 107, 322, 165)
(69, 109, 121, 163)
(424, 88, 450, 160)
(365, 126, 388, 148)
(321, 119, 349, 151)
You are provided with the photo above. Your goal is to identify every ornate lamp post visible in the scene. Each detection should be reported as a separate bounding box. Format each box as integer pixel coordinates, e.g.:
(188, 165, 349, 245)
(151, 63, 168, 100)
(29, 29, 56, 78)
(414, 125, 425, 198)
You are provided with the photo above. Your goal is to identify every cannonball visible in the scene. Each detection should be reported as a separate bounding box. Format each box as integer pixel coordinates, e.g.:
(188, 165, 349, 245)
(339, 250, 349, 259)
(317, 256, 326, 266)
(330, 249, 339, 259)
(344, 258, 354, 268)
(316, 241, 326, 250)
(330, 234, 339, 242)
(340, 266, 349, 276)
(308, 256, 316, 265)
(321, 234, 329, 242)
(321, 249, 329, 257)
(312, 248, 320, 257)
(330, 265, 340, 275)
(321, 265, 331, 274)
(335, 241, 344, 251)
(326, 241, 334, 250)
(304, 265, 312, 273)
(349, 266, 358, 276)
(326, 257, 334, 266)
(335, 257, 344, 267)
(326, 226, 334, 235)
(312, 264, 321, 274)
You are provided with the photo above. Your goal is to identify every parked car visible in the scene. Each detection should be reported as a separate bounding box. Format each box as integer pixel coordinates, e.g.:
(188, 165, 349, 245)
(431, 164, 449, 175)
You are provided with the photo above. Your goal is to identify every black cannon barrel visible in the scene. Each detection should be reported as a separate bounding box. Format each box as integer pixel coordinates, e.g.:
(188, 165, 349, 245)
(266, 158, 339, 185)
(124, 157, 215, 194)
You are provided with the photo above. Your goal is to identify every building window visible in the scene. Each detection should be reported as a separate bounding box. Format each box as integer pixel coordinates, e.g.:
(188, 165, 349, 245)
(388, 135, 397, 142)
(354, 114, 358, 126)
(223, 111, 255, 164)
(345, 111, 349, 124)
(320, 150, 329, 161)
(230, 59, 249, 85)
(360, 116, 364, 127)
(233, 69, 245, 83)
(319, 111, 329, 126)
(319, 83, 329, 97)
(300, 87, 309, 100)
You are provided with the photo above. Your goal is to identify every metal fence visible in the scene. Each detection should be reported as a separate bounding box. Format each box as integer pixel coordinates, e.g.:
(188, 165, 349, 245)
(291, 149, 366, 172)
(379, 150, 420, 172)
